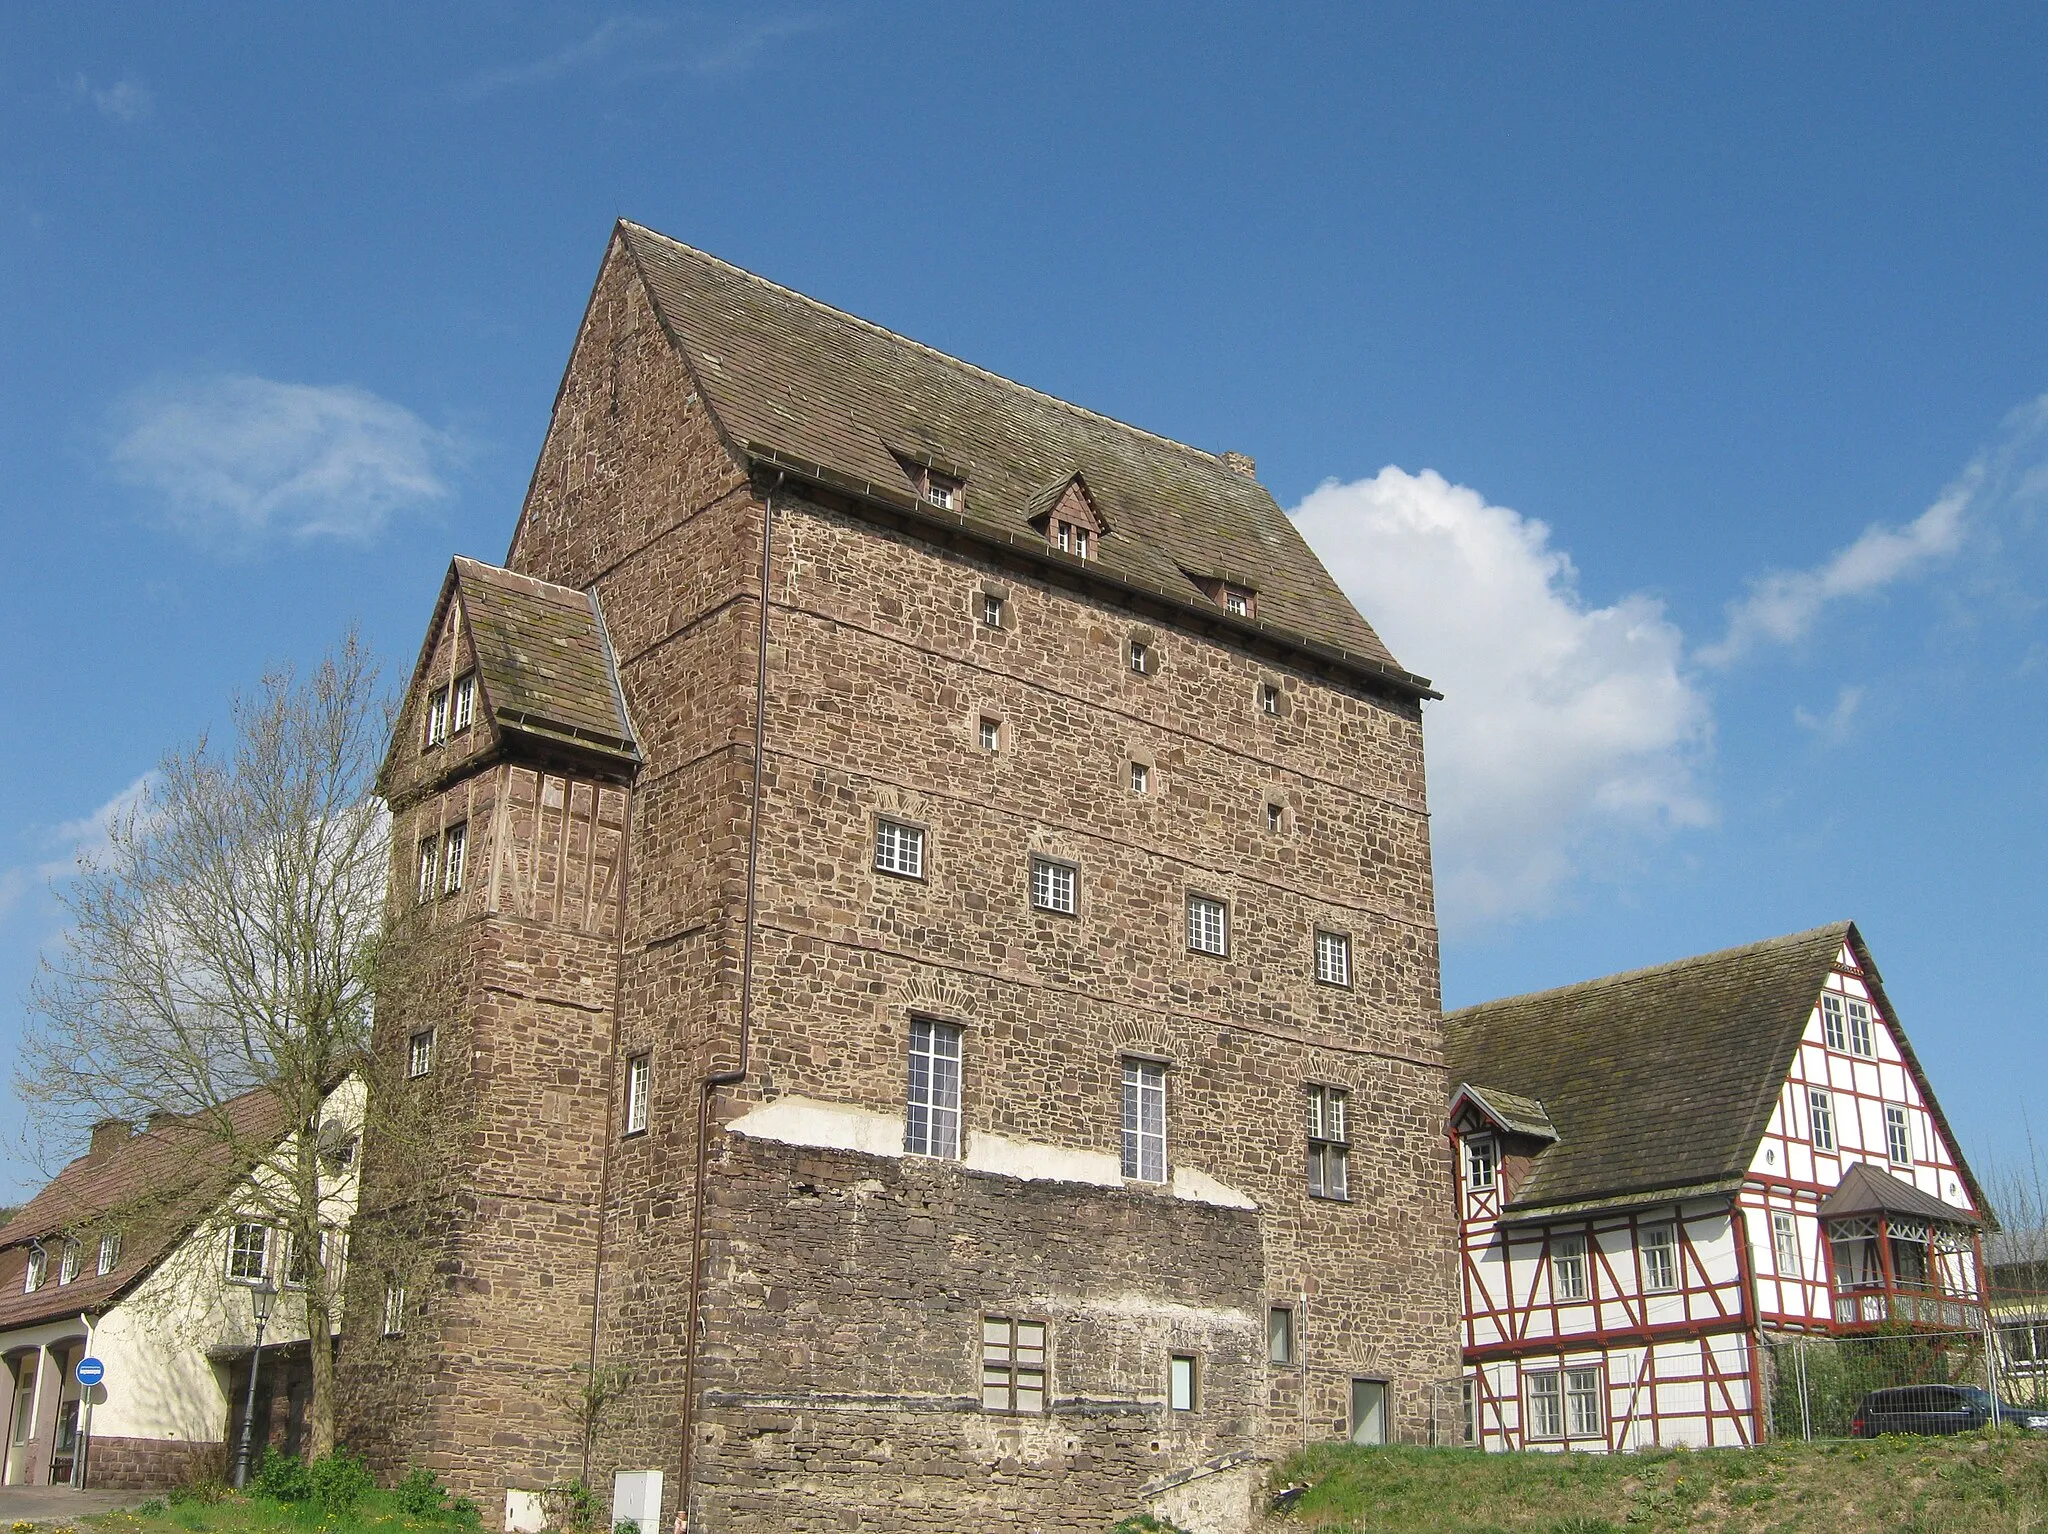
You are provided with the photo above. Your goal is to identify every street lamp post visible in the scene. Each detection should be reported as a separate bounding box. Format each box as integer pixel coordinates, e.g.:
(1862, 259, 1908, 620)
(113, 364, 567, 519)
(231, 1280, 277, 1489)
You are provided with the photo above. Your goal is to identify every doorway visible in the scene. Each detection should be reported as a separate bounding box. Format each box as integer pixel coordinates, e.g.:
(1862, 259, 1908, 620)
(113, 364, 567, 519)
(1350, 1379, 1388, 1446)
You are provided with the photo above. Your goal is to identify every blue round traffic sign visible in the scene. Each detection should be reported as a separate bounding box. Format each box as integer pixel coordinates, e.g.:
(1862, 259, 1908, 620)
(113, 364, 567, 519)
(75, 1357, 105, 1387)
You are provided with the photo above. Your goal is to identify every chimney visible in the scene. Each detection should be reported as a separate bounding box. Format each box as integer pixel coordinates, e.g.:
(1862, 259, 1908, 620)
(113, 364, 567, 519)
(89, 1120, 133, 1160)
(1219, 451, 1257, 478)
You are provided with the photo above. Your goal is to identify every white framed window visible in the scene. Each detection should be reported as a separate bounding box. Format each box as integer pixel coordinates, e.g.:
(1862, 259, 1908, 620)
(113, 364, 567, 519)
(1030, 857, 1077, 916)
(227, 1222, 270, 1284)
(1168, 1353, 1198, 1411)
(382, 1280, 406, 1337)
(1464, 1134, 1497, 1192)
(416, 837, 438, 904)
(408, 1028, 436, 1079)
(1809, 1086, 1836, 1152)
(97, 1233, 120, 1276)
(874, 818, 925, 879)
(1551, 1233, 1588, 1301)
(58, 1240, 79, 1285)
(1885, 1103, 1913, 1165)
(1130, 761, 1150, 795)
(978, 717, 1000, 752)
(24, 1247, 45, 1293)
(424, 686, 450, 747)
(451, 672, 476, 733)
(981, 592, 1005, 629)
(1223, 587, 1253, 618)
(441, 822, 467, 894)
(1307, 1085, 1349, 1201)
(1258, 683, 1280, 716)
(1640, 1223, 1678, 1292)
(1772, 1211, 1802, 1277)
(926, 477, 958, 511)
(1268, 1304, 1296, 1366)
(1315, 930, 1351, 987)
(1565, 1366, 1603, 1437)
(1526, 1370, 1564, 1439)
(1129, 639, 1150, 674)
(1186, 893, 1228, 956)
(1054, 520, 1090, 558)
(1264, 800, 1284, 834)
(624, 1053, 651, 1137)
(981, 1317, 1046, 1413)
(1847, 998, 1875, 1057)
(1822, 992, 1846, 1050)
(905, 1018, 963, 1159)
(1121, 1058, 1167, 1183)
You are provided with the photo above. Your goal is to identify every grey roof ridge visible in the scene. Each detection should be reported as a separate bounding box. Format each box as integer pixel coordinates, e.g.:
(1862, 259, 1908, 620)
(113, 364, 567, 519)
(619, 220, 1248, 476)
(1445, 921, 1854, 1021)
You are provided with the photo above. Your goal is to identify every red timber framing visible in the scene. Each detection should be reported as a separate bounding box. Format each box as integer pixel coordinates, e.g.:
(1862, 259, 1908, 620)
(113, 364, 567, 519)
(1451, 936, 1990, 1453)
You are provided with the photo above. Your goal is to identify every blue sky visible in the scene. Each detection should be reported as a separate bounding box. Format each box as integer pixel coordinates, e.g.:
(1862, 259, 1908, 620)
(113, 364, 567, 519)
(4, 4, 2047, 1199)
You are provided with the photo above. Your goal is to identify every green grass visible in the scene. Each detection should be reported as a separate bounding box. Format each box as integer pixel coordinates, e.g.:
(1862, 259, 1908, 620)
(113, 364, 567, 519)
(1269, 1431, 2048, 1532)
(50, 1485, 470, 1534)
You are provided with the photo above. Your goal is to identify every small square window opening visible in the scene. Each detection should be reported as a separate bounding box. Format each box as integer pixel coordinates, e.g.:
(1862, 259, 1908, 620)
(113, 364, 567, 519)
(1129, 639, 1150, 674)
(874, 818, 926, 878)
(1186, 894, 1228, 956)
(1130, 761, 1150, 796)
(1259, 683, 1280, 717)
(981, 1317, 1047, 1413)
(979, 717, 1001, 752)
(1315, 930, 1351, 988)
(624, 1053, 651, 1137)
(1224, 588, 1251, 618)
(1030, 857, 1077, 916)
(981, 593, 1005, 629)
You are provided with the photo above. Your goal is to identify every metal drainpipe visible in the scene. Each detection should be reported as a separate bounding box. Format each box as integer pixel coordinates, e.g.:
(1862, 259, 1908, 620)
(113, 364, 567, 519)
(675, 473, 780, 1533)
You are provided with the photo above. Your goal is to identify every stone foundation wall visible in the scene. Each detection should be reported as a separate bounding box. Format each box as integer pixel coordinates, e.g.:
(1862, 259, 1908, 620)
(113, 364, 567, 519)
(85, 1436, 226, 1491)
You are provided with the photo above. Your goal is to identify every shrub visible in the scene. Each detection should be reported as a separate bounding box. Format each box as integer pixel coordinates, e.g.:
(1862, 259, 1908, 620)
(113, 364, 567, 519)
(398, 1467, 451, 1518)
(1108, 1517, 1191, 1534)
(542, 1479, 604, 1534)
(307, 1450, 375, 1514)
(250, 1448, 312, 1503)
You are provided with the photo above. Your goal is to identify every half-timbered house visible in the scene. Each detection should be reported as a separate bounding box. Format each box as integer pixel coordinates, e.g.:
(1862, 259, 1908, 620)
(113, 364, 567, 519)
(1445, 923, 1990, 1451)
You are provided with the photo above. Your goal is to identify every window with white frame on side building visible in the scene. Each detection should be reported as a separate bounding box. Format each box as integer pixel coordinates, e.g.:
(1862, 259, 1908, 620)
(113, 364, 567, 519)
(1885, 1103, 1913, 1164)
(451, 672, 475, 733)
(1464, 1134, 1496, 1195)
(1847, 997, 1874, 1056)
(1315, 929, 1351, 987)
(1822, 992, 1846, 1050)
(1306, 1084, 1349, 1200)
(1550, 1232, 1588, 1301)
(1772, 1211, 1802, 1277)
(1809, 1086, 1836, 1151)
(227, 1222, 270, 1284)
(416, 837, 437, 904)
(624, 1053, 651, 1137)
(1030, 857, 1077, 916)
(441, 821, 467, 894)
(97, 1233, 120, 1275)
(1640, 1223, 1678, 1291)
(905, 1018, 963, 1159)
(1121, 1058, 1167, 1183)
(1186, 893, 1227, 956)
(23, 1246, 45, 1292)
(1527, 1366, 1602, 1440)
(1268, 1304, 1296, 1365)
(874, 818, 925, 879)
(424, 686, 449, 747)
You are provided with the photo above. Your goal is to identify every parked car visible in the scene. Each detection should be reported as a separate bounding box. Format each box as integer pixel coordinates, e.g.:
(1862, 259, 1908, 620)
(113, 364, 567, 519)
(1851, 1385, 2048, 1436)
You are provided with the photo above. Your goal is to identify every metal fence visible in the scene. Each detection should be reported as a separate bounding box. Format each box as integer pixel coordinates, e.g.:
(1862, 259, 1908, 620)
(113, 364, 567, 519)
(1759, 1327, 2048, 1441)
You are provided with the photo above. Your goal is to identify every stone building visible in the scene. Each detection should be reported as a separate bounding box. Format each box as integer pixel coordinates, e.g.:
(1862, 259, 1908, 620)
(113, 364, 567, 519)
(339, 220, 1458, 1532)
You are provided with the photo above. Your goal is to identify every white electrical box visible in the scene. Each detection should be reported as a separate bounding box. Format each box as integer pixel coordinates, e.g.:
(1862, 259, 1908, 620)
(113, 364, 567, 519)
(611, 1469, 663, 1534)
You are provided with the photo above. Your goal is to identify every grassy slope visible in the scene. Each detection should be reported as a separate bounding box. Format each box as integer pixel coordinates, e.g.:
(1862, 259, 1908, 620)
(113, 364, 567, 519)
(38, 1491, 463, 1534)
(1271, 1434, 2048, 1533)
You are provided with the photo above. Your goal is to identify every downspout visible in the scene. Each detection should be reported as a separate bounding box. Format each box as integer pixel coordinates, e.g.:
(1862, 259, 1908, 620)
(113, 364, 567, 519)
(75, 1312, 93, 1489)
(676, 473, 780, 1533)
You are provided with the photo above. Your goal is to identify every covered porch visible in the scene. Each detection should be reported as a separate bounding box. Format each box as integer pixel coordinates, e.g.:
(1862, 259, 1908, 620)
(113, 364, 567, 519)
(1824, 1162, 1985, 1332)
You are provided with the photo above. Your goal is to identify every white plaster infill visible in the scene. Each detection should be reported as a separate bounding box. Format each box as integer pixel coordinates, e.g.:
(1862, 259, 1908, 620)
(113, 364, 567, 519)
(726, 1095, 1258, 1210)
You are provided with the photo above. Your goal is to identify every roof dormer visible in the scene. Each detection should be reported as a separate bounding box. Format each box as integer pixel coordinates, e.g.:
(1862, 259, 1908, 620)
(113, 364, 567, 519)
(1025, 472, 1106, 561)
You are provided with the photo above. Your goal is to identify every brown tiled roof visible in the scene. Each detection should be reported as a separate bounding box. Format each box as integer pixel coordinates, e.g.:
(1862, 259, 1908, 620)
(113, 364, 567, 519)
(615, 222, 1428, 695)
(453, 558, 637, 761)
(1821, 1160, 1983, 1228)
(0, 1088, 287, 1330)
(1446, 925, 1856, 1217)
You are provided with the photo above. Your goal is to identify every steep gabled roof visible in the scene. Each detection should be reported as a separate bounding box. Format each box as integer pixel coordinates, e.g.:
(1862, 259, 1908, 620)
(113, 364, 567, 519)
(453, 558, 637, 760)
(0, 1087, 288, 1330)
(612, 222, 1431, 698)
(1445, 925, 1856, 1217)
(1451, 1083, 1559, 1144)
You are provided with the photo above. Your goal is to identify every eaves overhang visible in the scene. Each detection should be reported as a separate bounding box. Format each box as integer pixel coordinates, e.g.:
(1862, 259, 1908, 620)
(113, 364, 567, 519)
(743, 443, 1443, 707)
(1497, 1175, 1747, 1226)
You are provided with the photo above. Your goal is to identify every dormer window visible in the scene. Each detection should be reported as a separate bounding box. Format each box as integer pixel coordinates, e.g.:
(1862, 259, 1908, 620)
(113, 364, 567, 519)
(451, 673, 476, 733)
(1055, 520, 1091, 559)
(1223, 586, 1253, 618)
(924, 473, 960, 511)
(424, 686, 450, 747)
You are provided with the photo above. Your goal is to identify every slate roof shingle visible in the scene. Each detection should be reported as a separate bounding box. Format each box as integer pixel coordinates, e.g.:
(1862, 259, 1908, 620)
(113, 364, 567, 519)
(615, 222, 1430, 697)
(454, 558, 637, 762)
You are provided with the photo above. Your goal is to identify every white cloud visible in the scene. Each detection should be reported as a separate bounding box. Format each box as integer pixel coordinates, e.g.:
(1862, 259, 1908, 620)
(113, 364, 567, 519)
(0, 775, 153, 923)
(1293, 468, 1713, 926)
(74, 74, 154, 122)
(451, 12, 824, 101)
(1700, 393, 2048, 666)
(112, 375, 461, 547)
(1793, 685, 1864, 745)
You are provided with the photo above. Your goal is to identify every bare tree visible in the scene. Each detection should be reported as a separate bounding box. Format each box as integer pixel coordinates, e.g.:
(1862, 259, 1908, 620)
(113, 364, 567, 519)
(17, 633, 395, 1459)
